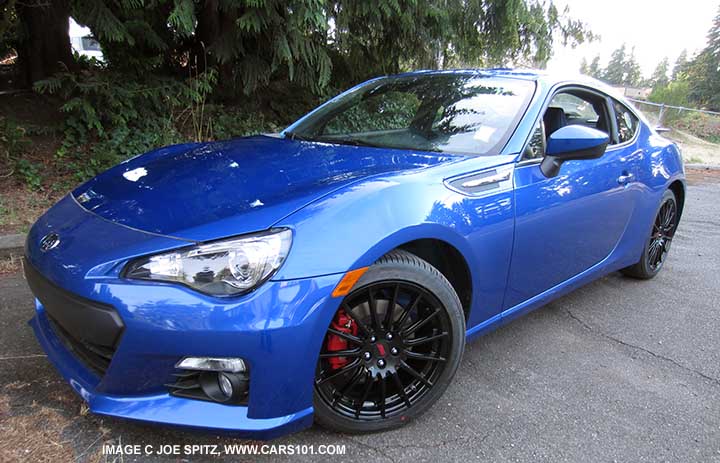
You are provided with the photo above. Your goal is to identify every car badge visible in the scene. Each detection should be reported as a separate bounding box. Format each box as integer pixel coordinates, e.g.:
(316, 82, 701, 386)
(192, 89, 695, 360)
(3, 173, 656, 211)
(39, 232, 61, 252)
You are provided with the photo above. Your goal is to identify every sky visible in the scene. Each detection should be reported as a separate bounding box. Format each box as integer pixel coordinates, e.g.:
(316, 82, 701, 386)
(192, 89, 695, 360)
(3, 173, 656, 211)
(546, 0, 718, 78)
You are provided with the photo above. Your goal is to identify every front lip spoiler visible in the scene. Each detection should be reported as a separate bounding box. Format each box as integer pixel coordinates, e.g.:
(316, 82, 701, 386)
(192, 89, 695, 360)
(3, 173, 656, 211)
(29, 311, 313, 439)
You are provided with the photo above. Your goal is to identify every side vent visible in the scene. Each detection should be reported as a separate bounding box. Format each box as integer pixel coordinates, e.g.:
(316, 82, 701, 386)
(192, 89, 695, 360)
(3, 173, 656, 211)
(444, 164, 514, 196)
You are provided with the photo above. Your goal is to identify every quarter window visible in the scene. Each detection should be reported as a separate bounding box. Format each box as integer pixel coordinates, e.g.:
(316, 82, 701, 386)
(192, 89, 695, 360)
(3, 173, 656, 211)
(613, 100, 639, 144)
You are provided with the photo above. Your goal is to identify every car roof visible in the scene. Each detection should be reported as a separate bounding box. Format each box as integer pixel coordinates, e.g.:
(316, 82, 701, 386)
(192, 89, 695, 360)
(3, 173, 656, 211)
(387, 68, 629, 106)
(393, 68, 613, 90)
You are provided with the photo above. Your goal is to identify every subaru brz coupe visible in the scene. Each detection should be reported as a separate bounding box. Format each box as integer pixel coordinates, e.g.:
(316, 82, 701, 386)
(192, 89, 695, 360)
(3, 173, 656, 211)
(25, 69, 684, 438)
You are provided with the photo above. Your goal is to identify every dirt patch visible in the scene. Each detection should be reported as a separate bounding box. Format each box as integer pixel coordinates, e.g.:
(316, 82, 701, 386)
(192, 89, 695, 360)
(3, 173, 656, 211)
(1, 92, 70, 235)
(686, 167, 720, 185)
(0, 255, 22, 276)
(0, 380, 109, 463)
(0, 395, 79, 462)
(667, 129, 720, 165)
(0, 187, 62, 235)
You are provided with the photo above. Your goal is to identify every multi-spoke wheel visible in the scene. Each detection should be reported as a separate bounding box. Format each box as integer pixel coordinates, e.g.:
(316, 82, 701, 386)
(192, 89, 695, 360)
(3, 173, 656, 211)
(313, 250, 465, 433)
(622, 189, 679, 279)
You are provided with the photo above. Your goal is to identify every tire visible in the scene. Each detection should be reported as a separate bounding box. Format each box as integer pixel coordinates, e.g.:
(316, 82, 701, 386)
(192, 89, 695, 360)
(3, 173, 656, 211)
(621, 189, 678, 279)
(313, 249, 465, 433)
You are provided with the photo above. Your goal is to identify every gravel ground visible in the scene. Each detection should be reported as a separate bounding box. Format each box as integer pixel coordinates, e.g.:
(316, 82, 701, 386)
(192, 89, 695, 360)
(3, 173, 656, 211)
(1, 172, 719, 462)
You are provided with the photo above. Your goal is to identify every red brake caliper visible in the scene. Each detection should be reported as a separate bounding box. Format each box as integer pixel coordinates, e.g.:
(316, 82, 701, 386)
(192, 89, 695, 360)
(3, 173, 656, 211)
(326, 309, 358, 370)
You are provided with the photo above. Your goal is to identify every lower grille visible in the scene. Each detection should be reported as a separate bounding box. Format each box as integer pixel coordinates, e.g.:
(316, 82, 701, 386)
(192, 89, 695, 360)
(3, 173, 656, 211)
(24, 260, 124, 377)
(47, 315, 115, 376)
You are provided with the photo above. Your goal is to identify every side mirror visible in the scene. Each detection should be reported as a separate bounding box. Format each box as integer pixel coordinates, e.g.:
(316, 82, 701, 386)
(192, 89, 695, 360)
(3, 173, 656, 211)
(540, 125, 609, 177)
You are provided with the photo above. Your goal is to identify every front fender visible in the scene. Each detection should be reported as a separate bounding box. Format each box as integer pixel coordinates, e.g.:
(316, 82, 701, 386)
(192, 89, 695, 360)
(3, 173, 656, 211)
(273, 175, 471, 279)
(273, 171, 516, 327)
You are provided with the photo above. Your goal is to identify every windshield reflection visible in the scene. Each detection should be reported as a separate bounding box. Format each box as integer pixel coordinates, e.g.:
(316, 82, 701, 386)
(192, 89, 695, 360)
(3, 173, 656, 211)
(289, 73, 535, 156)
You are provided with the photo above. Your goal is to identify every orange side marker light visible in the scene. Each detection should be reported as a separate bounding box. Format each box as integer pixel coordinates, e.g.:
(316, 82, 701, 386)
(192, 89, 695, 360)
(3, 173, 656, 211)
(331, 267, 369, 298)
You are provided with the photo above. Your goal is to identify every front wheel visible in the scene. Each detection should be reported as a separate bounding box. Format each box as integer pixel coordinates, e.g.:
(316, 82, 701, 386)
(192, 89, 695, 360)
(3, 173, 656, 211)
(313, 250, 465, 433)
(621, 189, 679, 279)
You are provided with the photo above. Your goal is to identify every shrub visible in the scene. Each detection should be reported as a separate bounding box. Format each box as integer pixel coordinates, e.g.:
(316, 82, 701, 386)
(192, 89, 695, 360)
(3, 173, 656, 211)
(33, 69, 217, 180)
(673, 111, 720, 143)
(0, 115, 43, 189)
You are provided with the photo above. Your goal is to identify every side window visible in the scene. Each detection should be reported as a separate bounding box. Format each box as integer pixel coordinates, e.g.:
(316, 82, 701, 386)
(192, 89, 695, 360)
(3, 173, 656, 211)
(613, 100, 639, 144)
(551, 94, 599, 126)
(523, 90, 609, 161)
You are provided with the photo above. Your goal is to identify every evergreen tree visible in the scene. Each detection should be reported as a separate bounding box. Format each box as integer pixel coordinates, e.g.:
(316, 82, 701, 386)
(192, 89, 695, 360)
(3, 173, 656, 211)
(686, 5, 720, 110)
(672, 49, 688, 80)
(7, 0, 595, 94)
(650, 57, 670, 89)
(623, 47, 642, 87)
(604, 44, 627, 85)
(588, 55, 602, 78)
(579, 57, 589, 74)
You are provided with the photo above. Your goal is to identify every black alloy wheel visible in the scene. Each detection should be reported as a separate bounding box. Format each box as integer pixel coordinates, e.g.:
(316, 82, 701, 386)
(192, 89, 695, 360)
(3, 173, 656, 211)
(313, 250, 465, 433)
(648, 196, 677, 271)
(622, 189, 679, 279)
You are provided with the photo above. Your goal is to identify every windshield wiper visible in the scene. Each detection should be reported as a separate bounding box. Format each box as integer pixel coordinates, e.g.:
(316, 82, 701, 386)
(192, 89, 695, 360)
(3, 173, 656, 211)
(284, 131, 316, 142)
(316, 137, 383, 148)
(286, 132, 383, 148)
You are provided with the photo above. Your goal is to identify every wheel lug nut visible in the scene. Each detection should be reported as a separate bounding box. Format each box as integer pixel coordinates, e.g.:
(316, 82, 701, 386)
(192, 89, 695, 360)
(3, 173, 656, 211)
(390, 347, 399, 355)
(363, 351, 372, 360)
(386, 332, 393, 340)
(377, 359, 386, 368)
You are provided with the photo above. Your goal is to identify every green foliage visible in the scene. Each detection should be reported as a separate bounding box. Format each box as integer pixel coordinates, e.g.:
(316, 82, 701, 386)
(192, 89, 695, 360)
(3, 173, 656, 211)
(649, 80, 690, 108)
(579, 57, 588, 75)
(33, 68, 218, 180)
(672, 49, 688, 81)
(66, 0, 593, 95)
(324, 91, 421, 134)
(684, 6, 720, 110)
(650, 57, 670, 90)
(206, 106, 281, 140)
(587, 55, 602, 79)
(0, 116, 29, 163)
(623, 49, 642, 87)
(585, 44, 647, 86)
(5, 0, 595, 186)
(70, 0, 333, 95)
(687, 49, 720, 111)
(603, 44, 626, 85)
(0, 116, 43, 190)
(14, 158, 43, 190)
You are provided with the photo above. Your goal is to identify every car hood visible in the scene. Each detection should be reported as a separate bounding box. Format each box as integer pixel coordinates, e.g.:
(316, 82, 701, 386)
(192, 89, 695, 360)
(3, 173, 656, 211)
(72, 135, 466, 241)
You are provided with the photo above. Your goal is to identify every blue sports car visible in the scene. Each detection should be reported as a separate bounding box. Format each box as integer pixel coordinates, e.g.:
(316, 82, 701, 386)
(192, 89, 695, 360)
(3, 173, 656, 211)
(24, 69, 684, 438)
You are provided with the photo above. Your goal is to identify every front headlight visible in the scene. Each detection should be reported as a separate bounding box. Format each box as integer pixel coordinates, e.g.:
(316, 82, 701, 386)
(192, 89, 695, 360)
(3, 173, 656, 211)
(124, 228, 292, 296)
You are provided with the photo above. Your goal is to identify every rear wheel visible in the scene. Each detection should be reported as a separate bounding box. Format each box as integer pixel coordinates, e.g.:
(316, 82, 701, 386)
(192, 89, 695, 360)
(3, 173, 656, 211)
(621, 189, 678, 279)
(313, 250, 465, 433)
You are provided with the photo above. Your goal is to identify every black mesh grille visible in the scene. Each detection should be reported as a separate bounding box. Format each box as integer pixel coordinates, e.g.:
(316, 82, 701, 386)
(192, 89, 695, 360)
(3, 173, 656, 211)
(24, 260, 124, 377)
(46, 315, 115, 376)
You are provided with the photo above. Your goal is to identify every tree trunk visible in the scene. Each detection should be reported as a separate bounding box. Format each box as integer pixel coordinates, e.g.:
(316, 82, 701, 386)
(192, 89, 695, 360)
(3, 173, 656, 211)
(16, 0, 75, 85)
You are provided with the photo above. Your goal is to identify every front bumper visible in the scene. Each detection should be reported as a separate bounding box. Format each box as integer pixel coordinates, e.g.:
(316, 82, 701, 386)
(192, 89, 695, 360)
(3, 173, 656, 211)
(28, 269, 343, 439)
(24, 196, 345, 438)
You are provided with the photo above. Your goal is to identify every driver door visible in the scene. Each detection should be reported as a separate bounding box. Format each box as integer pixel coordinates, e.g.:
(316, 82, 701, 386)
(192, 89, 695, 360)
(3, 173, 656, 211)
(503, 88, 638, 309)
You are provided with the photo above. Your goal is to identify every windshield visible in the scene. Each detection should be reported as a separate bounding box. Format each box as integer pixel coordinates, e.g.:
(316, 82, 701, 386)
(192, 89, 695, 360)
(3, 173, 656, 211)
(287, 74, 535, 156)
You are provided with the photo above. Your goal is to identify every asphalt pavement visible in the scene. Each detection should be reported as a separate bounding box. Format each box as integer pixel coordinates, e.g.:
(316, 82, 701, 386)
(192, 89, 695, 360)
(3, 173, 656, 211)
(1, 174, 719, 462)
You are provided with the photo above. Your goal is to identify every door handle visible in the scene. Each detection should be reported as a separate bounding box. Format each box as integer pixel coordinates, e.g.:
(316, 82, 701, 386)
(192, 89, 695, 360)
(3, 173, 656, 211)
(617, 172, 634, 185)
